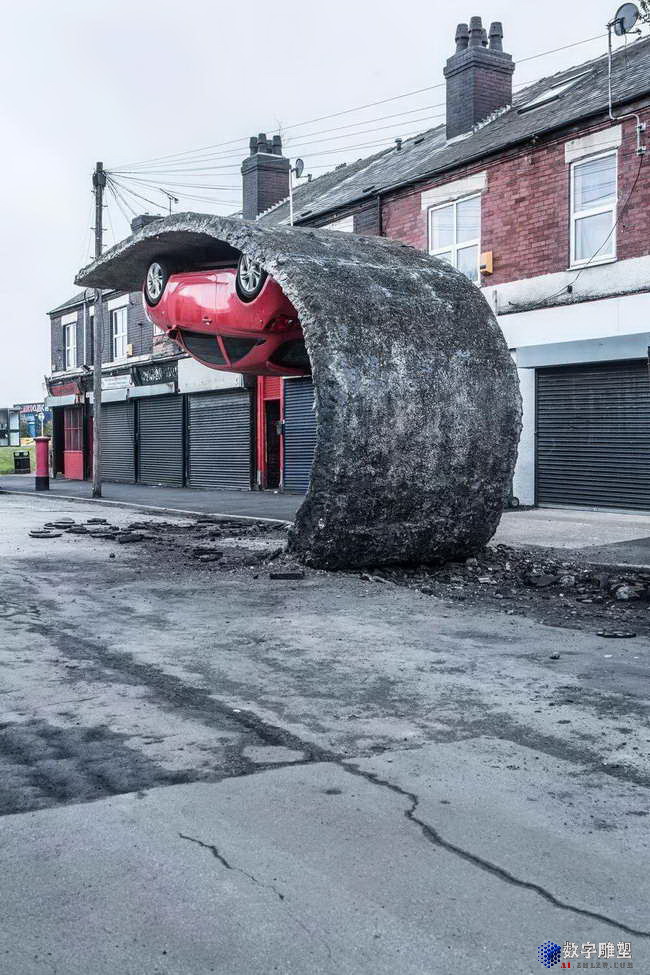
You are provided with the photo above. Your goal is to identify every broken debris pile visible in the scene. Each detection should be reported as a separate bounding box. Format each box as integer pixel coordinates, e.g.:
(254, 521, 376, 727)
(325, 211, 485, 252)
(28, 515, 289, 572)
(359, 544, 650, 635)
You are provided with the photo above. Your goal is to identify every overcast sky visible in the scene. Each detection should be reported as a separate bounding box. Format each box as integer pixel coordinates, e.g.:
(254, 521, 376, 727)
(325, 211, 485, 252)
(0, 0, 634, 404)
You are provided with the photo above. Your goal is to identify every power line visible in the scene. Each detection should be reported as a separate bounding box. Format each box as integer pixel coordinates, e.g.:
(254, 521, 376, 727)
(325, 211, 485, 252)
(112, 105, 446, 175)
(110, 30, 609, 172)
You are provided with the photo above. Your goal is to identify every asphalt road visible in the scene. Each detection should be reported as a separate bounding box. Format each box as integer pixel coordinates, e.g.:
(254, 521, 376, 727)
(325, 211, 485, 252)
(1, 493, 648, 974)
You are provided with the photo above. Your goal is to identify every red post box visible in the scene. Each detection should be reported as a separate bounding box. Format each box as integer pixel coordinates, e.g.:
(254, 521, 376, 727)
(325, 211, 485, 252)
(35, 436, 50, 491)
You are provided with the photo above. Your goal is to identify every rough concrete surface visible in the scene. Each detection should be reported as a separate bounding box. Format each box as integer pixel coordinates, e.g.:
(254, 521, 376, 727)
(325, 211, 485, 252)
(76, 213, 521, 569)
(1, 493, 649, 974)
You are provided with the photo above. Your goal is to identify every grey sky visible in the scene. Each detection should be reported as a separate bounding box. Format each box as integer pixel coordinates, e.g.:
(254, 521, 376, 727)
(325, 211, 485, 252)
(0, 0, 629, 404)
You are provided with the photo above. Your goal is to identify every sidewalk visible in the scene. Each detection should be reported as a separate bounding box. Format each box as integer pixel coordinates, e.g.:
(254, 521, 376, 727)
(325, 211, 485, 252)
(495, 505, 650, 569)
(4, 474, 650, 569)
(0, 474, 301, 522)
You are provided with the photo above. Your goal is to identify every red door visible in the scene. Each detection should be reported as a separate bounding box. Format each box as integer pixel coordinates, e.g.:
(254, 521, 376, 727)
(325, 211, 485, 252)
(256, 377, 283, 489)
(63, 405, 84, 479)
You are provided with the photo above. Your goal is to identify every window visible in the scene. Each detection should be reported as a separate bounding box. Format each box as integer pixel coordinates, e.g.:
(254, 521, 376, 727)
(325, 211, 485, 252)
(63, 322, 76, 369)
(570, 151, 617, 266)
(111, 306, 128, 360)
(429, 194, 480, 282)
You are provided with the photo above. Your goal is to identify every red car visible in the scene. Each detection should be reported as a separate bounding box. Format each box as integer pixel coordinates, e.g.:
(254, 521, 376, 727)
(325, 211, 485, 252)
(143, 255, 310, 377)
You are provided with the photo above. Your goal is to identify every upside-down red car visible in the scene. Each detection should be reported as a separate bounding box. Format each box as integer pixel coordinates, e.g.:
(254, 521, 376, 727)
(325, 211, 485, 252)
(143, 255, 310, 377)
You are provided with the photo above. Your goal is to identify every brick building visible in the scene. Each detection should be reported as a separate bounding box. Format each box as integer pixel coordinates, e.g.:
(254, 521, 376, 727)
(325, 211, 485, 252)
(46, 218, 252, 488)
(255, 19, 650, 510)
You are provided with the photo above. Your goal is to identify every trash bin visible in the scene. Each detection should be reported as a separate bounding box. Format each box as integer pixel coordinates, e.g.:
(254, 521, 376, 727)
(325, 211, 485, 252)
(13, 450, 31, 474)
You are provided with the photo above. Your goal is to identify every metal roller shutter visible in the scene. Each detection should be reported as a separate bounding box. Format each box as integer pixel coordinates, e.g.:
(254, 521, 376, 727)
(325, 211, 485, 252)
(284, 378, 316, 493)
(100, 401, 135, 483)
(536, 359, 650, 510)
(188, 390, 252, 490)
(137, 395, 184, 486)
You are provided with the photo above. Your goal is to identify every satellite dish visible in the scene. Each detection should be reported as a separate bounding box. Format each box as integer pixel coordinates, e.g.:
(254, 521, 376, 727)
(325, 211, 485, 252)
(613, 2, 639, 34)
(294, 158, 305, 178)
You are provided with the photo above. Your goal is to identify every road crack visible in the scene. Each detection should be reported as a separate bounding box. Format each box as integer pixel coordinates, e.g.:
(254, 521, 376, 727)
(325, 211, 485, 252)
(178, 832, 285, 902)
(344, 763, 650, 939)
(178, 832, 334, 962)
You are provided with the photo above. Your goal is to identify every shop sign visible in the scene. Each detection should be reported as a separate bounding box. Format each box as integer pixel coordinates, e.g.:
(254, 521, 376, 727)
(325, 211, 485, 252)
(102, 374, 131, 391)
(132, 361, 178, 387)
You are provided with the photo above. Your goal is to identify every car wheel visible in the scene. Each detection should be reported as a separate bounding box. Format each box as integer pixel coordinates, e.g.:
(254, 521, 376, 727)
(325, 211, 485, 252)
(144, 261, 169, 306)
(236, 254, 267, 302)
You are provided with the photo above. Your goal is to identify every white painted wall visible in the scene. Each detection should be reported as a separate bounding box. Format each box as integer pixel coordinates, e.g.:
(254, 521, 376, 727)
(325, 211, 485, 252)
(498, 289, 650, 351)
(513, 368, 536, 506)
(177, 356, 244, 394)
(483, 254, 650, 319)
(492, 287, 650, 506)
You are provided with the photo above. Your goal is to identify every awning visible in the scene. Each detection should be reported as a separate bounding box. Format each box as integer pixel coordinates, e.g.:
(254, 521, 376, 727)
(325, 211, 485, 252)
(45, 394, 77, 408)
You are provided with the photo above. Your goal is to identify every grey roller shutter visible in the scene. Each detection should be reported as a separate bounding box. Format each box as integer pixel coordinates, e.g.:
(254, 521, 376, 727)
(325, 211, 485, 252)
(137, 395, 184, 486)
(188, 390, 252, 489)
(536, 359, 650, 510)
(100, 401, 135, 483)
(284, 377, 316, 493)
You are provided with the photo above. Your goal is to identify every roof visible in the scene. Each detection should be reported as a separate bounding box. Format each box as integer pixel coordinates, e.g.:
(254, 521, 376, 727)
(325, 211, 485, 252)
(48, 291, 90, 315)
(259, 35, 650, 227)
(48, 287, 125, 316)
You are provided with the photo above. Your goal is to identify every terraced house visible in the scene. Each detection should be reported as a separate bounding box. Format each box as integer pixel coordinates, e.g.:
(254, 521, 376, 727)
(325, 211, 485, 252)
(254, 18, 650, 510)
(46, 16, 650, 509)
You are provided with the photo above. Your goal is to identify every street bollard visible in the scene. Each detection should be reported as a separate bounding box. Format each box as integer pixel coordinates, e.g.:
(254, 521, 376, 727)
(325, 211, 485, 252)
(34, 436, 50, 491)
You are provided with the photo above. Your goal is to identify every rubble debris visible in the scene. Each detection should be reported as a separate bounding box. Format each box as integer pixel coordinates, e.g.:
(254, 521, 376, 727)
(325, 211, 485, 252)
(86, 518, 108, 525)
(270, 570, 305, 580)
(614, 584, 640, 601)
(356, 543, 650, 635)
(117, 532, 144, 544)
(596, 630, 637, 639)
(28, 530, 62, 539)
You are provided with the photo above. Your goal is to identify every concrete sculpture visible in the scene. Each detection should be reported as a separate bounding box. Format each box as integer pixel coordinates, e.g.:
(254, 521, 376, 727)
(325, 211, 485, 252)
(76, 213, 521, 569)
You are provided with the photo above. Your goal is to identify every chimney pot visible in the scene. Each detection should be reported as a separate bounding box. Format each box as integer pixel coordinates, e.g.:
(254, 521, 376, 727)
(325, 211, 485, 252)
(469, 15, 483, 46)
(481, 27, 488, 47)
(489, 21, 503, 51)
(249, 136, 258, 156)
(455, 22, 469, 50)
(272, 134, 282, 155)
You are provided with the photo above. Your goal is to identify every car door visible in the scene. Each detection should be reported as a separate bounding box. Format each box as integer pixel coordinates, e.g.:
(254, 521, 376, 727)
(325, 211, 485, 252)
(170, 271, 217, 332)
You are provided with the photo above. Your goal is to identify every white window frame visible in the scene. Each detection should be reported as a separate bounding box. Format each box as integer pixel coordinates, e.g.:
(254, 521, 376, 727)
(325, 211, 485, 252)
(569, 149, 617, 269)
(63, 322, 77, 370)
(111, 306, 128, 361)
(428, 193, 481, 282)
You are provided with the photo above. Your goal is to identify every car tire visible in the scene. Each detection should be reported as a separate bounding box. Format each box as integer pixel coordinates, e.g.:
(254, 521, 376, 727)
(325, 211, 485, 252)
(236, 254, 267, 302)
(144, 260, 170, 306)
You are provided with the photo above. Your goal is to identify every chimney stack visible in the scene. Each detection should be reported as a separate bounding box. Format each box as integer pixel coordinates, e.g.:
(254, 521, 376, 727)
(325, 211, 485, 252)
(241, 133, 290, 220)
(444, 16, 514, 140)
(130, 213, 163, 234)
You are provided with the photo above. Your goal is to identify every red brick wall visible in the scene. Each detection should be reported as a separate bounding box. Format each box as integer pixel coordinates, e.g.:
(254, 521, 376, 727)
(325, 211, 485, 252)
(381, 107, 650, 285)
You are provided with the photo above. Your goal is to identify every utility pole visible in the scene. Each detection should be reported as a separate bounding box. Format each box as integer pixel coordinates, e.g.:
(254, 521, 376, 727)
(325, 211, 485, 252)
(91, 161, 106, 498)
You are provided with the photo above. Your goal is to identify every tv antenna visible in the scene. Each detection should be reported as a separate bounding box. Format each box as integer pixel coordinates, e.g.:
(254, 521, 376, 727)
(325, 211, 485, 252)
(288, 158, 305, 226)
(607, 3, 646, 154)
(162, 189, 179, 214)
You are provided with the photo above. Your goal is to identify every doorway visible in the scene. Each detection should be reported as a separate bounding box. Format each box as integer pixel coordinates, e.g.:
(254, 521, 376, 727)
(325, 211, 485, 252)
(265, 399, 281, 489)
